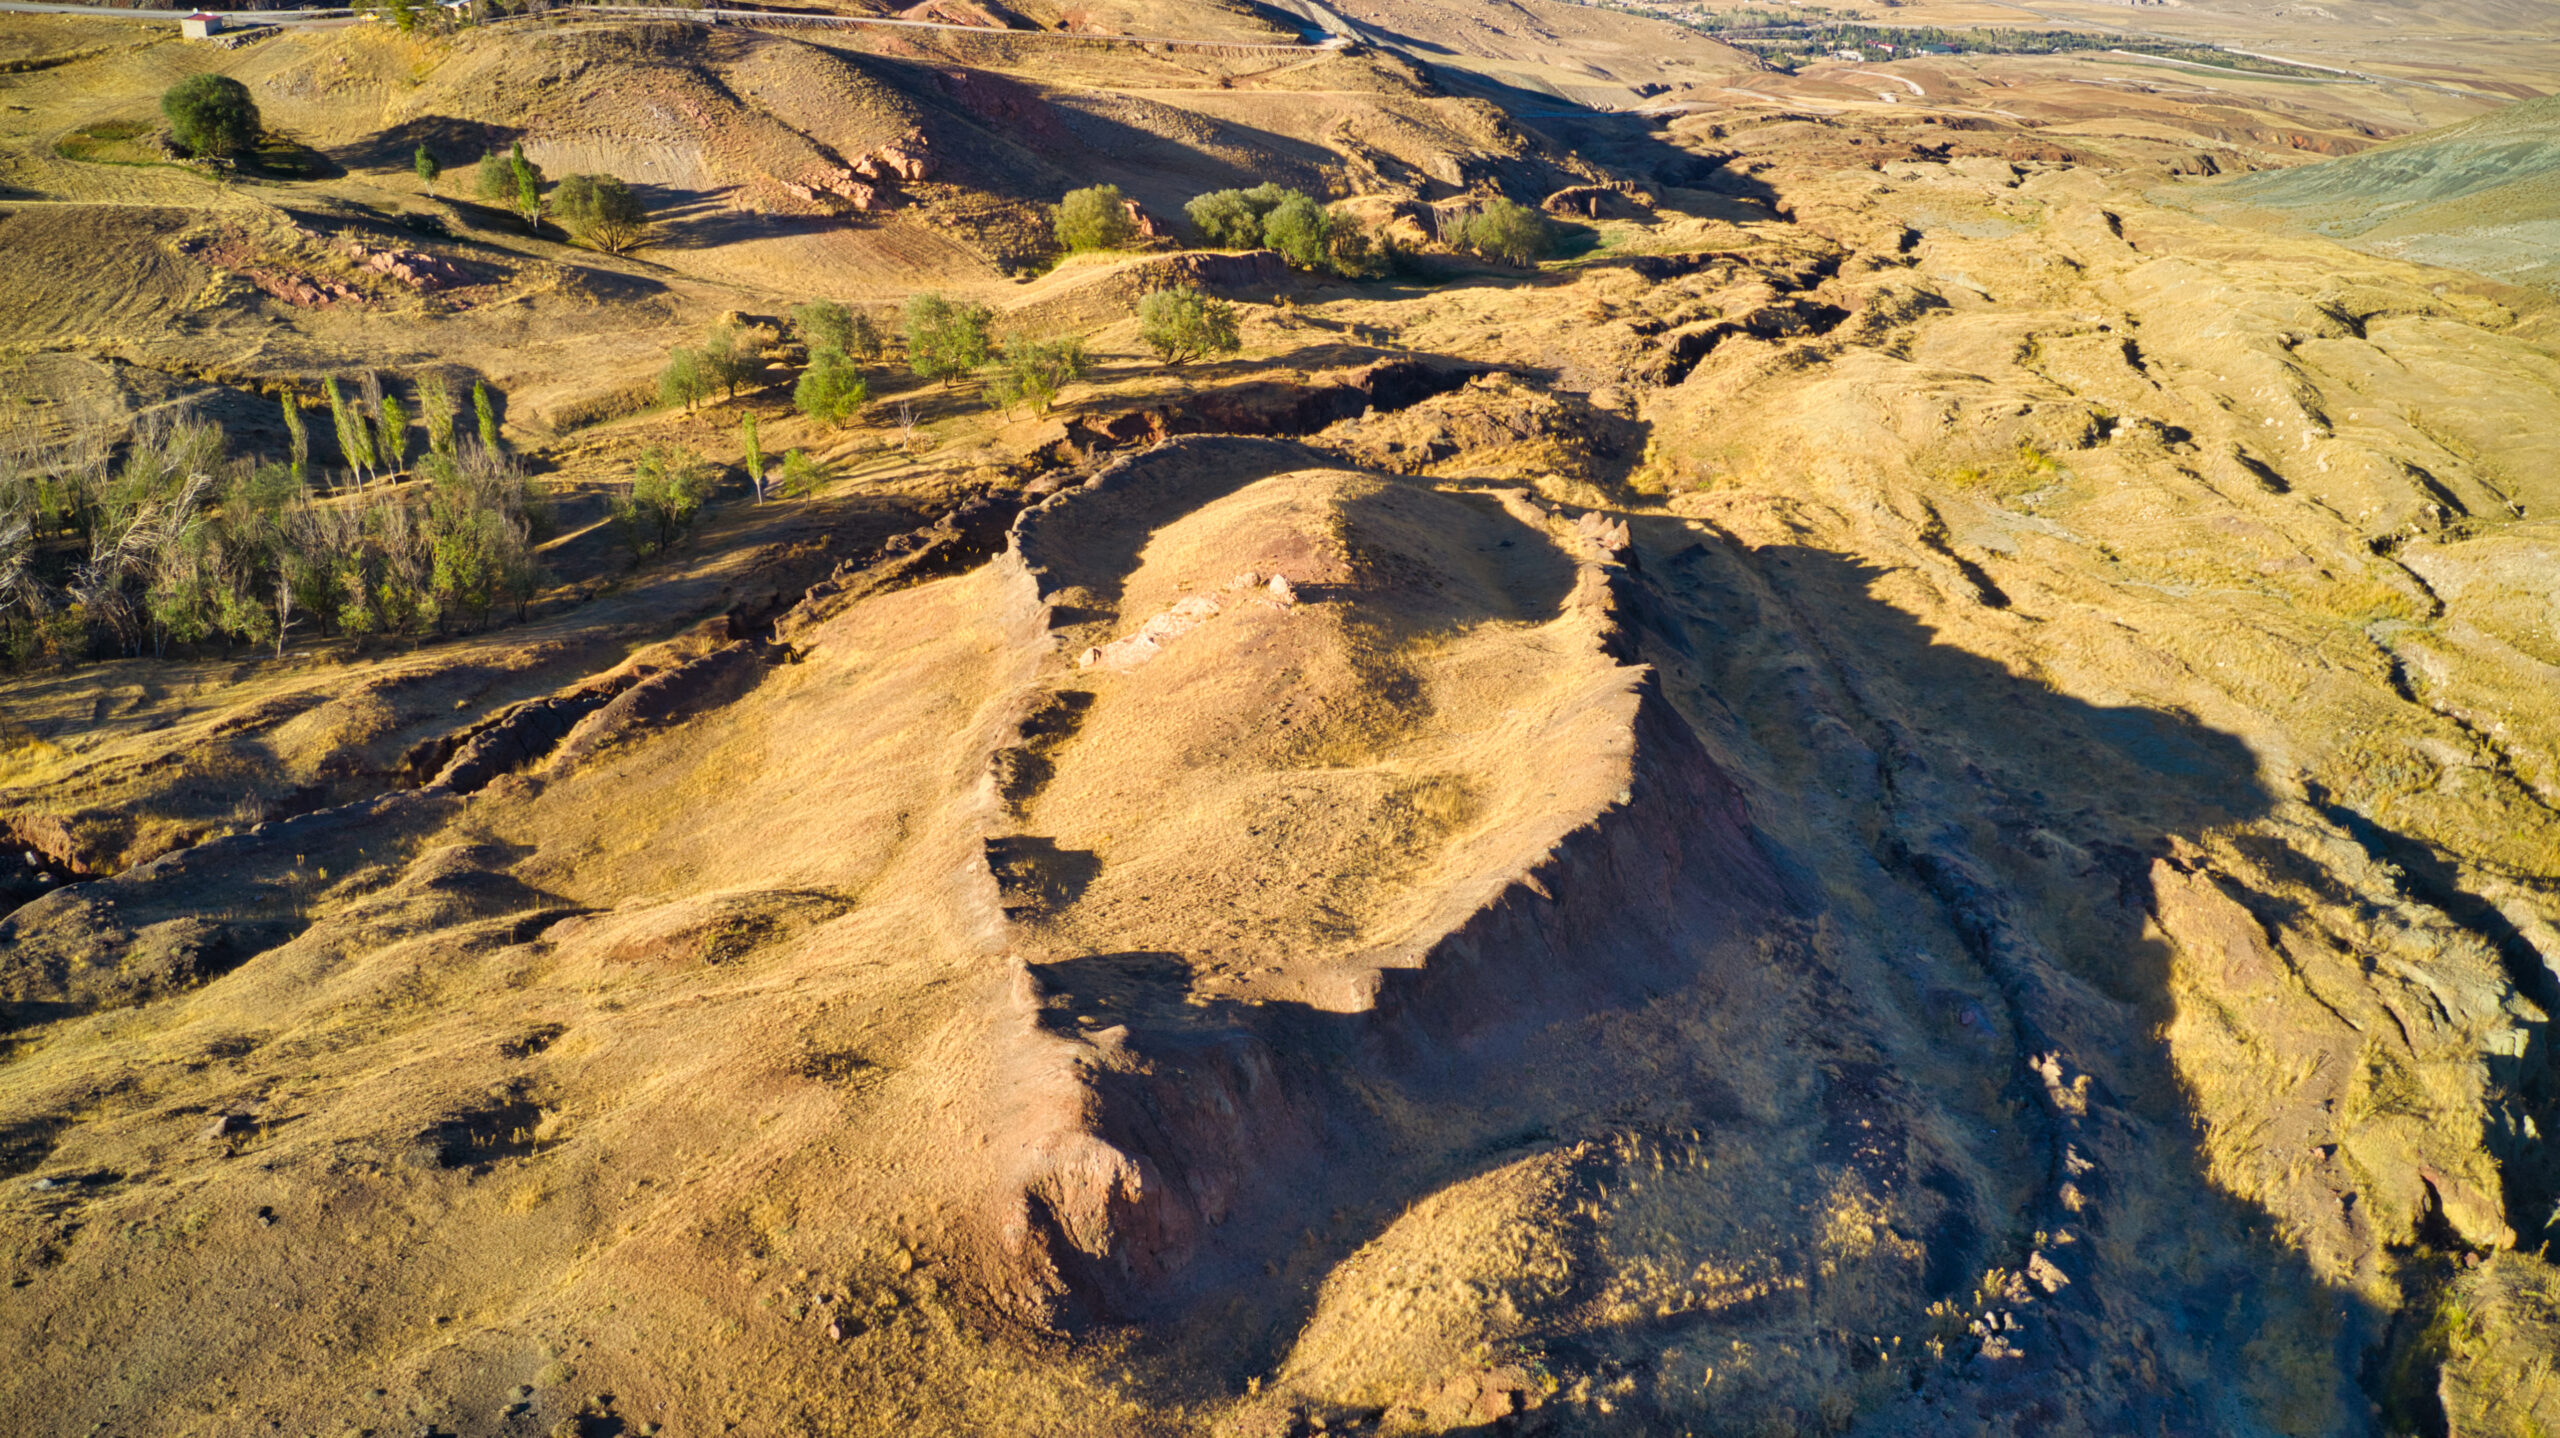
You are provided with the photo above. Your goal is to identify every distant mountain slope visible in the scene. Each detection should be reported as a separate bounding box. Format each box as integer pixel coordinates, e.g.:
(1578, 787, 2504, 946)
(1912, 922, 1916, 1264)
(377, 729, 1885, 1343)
(2214, 93, 2560, 289)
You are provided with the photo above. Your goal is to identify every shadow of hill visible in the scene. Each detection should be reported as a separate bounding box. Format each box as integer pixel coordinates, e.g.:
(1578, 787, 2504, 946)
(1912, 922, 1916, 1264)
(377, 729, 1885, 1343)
(326, 115, 521, 173)
(1020, 522, 2423, 1432)
(1406, 61, 1783, 210)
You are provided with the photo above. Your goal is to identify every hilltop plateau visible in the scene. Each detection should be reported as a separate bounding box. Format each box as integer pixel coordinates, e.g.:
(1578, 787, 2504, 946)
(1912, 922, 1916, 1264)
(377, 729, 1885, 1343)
(0, 0, 2556, 1435)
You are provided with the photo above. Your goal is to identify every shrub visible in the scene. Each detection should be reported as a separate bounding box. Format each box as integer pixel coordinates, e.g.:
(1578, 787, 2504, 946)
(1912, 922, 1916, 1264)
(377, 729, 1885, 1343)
(1136, 285, 1240, 367)
(1456, 197, 1552, 266)
(779, 448, 823, 499)
(161, 74, 260, 160)
(553, 172, 648, 253)
(618, 446, 717, 557)
(904, 292, 992, 388)
(1053, 183, 1137, 253)
(413, 144, 440, 193)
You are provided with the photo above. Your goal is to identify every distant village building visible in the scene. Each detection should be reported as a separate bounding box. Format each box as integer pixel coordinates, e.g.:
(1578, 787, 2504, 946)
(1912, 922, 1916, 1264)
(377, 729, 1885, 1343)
(180, 12, 226, 38)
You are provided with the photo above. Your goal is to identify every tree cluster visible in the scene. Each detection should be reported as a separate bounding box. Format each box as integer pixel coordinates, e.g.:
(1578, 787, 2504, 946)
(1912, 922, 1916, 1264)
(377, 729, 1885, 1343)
(0, 383, 544, 670)
(467, 143, 651, 249)
(1449, 197, 1553, 267)
(1182, 184, 1379, 276)
(615, 446, 717, 557)
(661, 322, 772, 412)
(790, 300, 877, 428)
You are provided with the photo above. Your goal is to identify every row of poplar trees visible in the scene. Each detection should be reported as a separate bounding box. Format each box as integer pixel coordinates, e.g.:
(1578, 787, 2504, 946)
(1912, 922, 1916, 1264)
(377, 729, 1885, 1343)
(0, 373, 547, 670)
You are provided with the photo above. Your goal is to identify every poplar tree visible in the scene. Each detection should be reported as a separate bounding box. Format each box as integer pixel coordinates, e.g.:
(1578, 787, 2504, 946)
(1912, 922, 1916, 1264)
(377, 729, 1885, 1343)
(472, 380, 501, 453)
(279, 390, 309, 484)
(740, 412, 765, 503)
(378, 391, 409, 473)
(420, 373, 458, 459)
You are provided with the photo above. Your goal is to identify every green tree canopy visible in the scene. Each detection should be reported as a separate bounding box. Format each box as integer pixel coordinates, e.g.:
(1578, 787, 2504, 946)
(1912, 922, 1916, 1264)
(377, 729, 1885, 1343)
(985, 336, 1089, 417)
(903, 293, 993, 389)
(476, 143, 545, 229)
(659, 348, 710, 412)
(1184, 183, 1291, 249)
(618, 447, 718, 557)
(553, 173, 648, 253)
(1455, 197, 1552, 267)
(1260, 191, 1336, 272)
(161, 74, 261, 160)
(1053, 184, 1138, 253)
(413, 144, 441, 192)
(1136, 285, 1241, 368)
(794, 347, 868, 428)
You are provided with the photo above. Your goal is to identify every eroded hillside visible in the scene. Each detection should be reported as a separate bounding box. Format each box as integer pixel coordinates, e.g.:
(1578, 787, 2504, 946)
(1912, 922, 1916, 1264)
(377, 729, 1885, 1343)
(2, 2, 2557, 1435)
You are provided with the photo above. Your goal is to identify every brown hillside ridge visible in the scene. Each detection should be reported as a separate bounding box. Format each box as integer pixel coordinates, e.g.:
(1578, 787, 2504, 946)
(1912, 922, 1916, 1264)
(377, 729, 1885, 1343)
(2, 0, 2559, 1433)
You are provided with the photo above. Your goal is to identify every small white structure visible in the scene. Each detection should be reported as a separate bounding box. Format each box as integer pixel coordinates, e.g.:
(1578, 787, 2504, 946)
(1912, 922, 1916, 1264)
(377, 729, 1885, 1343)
(179, 11, 225, 37)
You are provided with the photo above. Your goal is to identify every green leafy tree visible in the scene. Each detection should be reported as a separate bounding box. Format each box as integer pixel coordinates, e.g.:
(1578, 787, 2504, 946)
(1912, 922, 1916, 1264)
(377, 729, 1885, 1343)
(1137, 285, 1241, 368)
(472, 380, 502, 453)
(161, 74, 261, 160)
(1185, 183, 1289, 249)
(794, 347, 867, 427)
(413, 144, 441, 193)
(1260, 191, 1336, 272)
(386, 0, 418, 32)
(703, 324, 762, 400)
(1456, 197, 1552, 266)
(986, 336, 1088, 417)
(791, 300, 878, 362)
(617, 446, 717, 557)
(1053, 184, 1137, 253)
(553, 172, 649, 253)
(660, 347, 710, 413)
(739, 412, 765, 503)
(903, 293, 992, 389)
